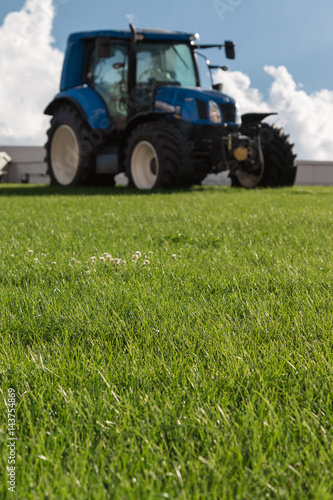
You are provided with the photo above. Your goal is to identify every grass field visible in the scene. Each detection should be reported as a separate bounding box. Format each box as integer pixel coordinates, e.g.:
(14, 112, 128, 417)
(0, 184, 332, 499)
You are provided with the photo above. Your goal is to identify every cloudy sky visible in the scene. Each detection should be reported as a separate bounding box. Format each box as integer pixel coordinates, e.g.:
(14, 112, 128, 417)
(0, 0, 333, 160)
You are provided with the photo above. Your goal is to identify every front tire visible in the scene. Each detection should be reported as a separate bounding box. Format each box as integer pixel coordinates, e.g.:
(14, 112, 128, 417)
(46, 105, 95, 186)
(231, 123, 297, 188)
(125, 120, 194, 190)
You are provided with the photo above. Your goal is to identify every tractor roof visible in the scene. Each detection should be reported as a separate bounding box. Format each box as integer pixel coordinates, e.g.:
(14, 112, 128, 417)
(68, 29, 196, 44)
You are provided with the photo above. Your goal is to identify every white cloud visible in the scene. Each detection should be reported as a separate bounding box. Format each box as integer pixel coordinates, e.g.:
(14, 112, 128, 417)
(0, 0, 63, 145)
(219, 70, 269, 113)
(125, 13, 138, 25)
(220, 66, 333, 160)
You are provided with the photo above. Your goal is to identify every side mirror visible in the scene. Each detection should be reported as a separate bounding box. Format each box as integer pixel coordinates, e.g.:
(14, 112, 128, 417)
(96, 37, 112, 59)
(225, 41, 235, 60)
(209, 65, 229, 72)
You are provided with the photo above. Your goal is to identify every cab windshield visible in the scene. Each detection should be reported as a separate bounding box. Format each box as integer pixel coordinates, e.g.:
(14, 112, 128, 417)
(136, 42, 198, 88)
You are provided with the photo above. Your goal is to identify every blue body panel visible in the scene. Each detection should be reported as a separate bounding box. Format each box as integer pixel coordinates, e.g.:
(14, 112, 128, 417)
(60, 38, 89, 91)
(155, 86, 236, 125)
(46, 85, 236, 129)
(50, 87, 112, 130)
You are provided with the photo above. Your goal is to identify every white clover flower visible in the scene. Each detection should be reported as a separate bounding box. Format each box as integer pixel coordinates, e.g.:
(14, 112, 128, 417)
(135, 251, 142, 258)
(148, 251, 153, 255)
(171, 254, 177, 260)
(105, 254, 112, 261)
(34, 258, 39, 263)
(90, 256, 97, 261)
(111, 258, 122, 266)
(143, 260, 150, 266)
(99, 256, 105, 262)
(132, 254, 139, 261)
(27, 249, 33, 256)
(122, 260, 126, 266)
(41, 253, 46, 258)
(51, 262, 56, 266)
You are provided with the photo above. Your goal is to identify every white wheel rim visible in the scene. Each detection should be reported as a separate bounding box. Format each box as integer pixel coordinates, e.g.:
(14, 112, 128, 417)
(50, 125, 80, 185)
(131, 141, 159, 189)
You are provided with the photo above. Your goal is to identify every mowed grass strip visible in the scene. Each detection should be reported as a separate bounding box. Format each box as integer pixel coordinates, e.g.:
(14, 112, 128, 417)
(0, 185, 332, 499)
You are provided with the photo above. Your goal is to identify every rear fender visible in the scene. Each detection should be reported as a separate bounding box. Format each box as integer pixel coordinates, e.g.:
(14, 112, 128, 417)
(44, 87, 113, 131)
(241, 112, 277, 126)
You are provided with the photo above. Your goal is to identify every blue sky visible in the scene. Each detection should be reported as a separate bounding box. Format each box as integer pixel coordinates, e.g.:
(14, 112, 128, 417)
(1, 0, 332, 95)
(0, 0, 333, 159)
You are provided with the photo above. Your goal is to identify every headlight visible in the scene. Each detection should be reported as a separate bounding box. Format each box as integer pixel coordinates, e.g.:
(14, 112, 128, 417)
(235, 103, 242, 125)
(208, 100, 222, 124)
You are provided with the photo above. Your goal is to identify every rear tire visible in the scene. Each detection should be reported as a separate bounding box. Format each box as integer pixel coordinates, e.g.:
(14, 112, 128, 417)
(125, 120, 194, 190)
(231, 123, 297, 188)
(46, 105, 96, 186)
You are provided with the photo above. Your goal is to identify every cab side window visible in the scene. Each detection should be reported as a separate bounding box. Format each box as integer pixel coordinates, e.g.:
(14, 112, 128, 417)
(88, 42, 129, 128)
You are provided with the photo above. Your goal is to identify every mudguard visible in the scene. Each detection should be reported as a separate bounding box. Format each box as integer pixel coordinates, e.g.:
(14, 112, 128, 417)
(241, 112, 277, 126)
(44, 87, 112, 130)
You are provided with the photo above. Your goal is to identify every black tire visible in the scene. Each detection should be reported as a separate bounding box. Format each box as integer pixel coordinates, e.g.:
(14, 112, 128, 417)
(45, 105, 97, 186)
(231, 123, 297, 188)
(125, 120, 194, 190)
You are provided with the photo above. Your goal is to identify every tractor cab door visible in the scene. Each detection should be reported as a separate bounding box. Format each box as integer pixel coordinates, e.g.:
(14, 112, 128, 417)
(88, 41, 129, 129)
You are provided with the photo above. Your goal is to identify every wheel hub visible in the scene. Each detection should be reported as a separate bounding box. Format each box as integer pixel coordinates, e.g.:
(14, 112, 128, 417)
(131, 141, 159, 189)
(150, 158, 157, 176)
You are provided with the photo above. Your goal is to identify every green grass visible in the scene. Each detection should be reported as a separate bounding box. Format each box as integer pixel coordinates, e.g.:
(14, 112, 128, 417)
(0, 184, 332, 499)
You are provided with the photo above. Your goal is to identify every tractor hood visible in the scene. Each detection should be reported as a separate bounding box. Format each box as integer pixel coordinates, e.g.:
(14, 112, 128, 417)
(154, 86, 238, 125)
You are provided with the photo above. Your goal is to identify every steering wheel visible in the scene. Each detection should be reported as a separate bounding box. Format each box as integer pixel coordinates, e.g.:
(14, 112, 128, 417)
(138, 68, 174, 83)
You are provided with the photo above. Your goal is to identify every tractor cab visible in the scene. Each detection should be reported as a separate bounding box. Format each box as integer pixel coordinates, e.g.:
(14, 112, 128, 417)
(87, 35, 199, 127)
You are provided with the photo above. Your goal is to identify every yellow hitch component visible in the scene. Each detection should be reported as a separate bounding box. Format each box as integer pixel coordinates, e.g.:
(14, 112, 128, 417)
(232, 146, 249, 162)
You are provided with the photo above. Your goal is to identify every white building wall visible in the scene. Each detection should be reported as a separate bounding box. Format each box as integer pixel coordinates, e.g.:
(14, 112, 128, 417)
(0, 146, 48, 184)
(0, 146, 333, 186)
(295, 161, 333, 186)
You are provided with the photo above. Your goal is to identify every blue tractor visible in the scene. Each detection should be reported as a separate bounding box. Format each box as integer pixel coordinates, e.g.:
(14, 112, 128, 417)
(45, 26, 297, 189)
